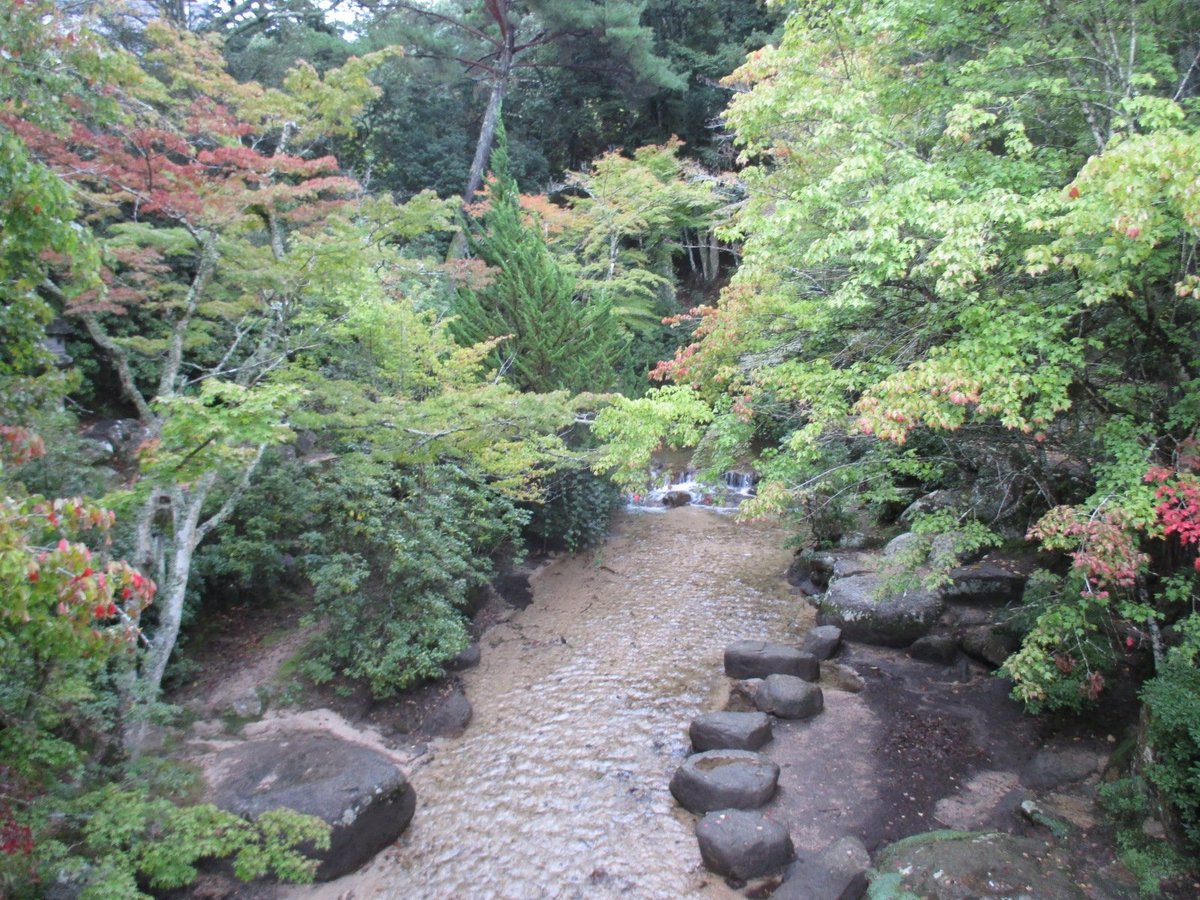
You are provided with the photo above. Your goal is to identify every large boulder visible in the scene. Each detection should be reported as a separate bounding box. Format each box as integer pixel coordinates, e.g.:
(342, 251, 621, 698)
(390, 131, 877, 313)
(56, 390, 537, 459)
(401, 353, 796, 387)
(882, 532, 930, 561)
(754, 674, 824, 720)
(776, 835, 871, 900)
(695, 809, 794, 880)
(817, 574, 944, 647)
(690, 711, 773, 752)
(669, 750, 780, 814)
(724, 640, 819, 681)
(207, 732, 416, 881)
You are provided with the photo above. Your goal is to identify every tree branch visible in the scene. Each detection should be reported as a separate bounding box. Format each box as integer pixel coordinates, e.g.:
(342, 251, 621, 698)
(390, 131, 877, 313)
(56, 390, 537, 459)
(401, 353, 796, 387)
(194, 443, 268, 545)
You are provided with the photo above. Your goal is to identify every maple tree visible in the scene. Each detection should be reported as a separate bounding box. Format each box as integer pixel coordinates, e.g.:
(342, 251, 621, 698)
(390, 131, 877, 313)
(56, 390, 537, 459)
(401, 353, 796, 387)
(7, 16, 437, 736)
(593, 0, 1200, 709)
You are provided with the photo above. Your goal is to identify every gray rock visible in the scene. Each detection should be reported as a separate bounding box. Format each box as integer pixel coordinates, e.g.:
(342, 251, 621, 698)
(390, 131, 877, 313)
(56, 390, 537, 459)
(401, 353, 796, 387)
(724, 640, 819, 681)
(695, 809, 794, 880)
(803, 625, 843, 660)
(820, 662, 865, 694)
(777, 835, 871, 900)
(208, 732, 416, 881)
(1021, 748, 1105, 791)
(817, 574, 944, 647)
(420, 685, 472, 738)
(943, 560, 1028, 605)
(835, 531, 871, 550)
(690, 711, 773, 752)
(832, 554, 876, 580)
(81, 418, 151, 463)
(755, 674, 824, 720)
(929, 532, 990, 567)
(229, 691, 264, 719)
(446, 642, 482, 671)
(669, 750, 780, 814)
(872, 830, 1088, 899)
(787, 553, 830, 594)
(900, 489, 961, 523)
(960, 625, 1018, 668)
(882, 532, 930, 561)
(909, 634, 959, 665)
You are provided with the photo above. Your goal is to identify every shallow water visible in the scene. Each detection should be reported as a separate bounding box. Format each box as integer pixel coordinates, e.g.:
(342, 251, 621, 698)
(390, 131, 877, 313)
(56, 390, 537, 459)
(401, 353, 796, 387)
(293, 506, 802, 899)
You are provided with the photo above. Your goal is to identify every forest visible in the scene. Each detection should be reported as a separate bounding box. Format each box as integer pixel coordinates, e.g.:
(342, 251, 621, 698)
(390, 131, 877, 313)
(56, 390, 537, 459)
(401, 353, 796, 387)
(1, 0, 1199, 895)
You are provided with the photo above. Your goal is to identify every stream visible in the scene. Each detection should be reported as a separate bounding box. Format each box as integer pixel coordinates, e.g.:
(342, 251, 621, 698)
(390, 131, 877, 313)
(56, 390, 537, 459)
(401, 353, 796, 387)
(291, 505, 803, 899)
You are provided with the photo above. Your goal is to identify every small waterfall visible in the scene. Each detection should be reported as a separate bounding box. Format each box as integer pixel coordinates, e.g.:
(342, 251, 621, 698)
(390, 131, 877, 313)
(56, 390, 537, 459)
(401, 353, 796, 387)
(626, 457, 755, 512)
(723, 470, 756, 495)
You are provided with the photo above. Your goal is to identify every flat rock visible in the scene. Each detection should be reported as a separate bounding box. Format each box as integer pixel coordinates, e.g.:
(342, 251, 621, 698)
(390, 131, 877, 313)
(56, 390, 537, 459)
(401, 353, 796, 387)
(1021, 748, 1105, 791)
(690, 711, 773, 752)
(669, 749, 780, 814)
(872, 830, 1087, 899)
(724, 640, 819, 681)
(832, 554, 876, 580)
(695, 809, 794, 880)
(803, 625, 843, 660)
(207, 732, 415, 881)
(755, 674, 824, 720)
(817, 574, 944, 647)
(776, 835, 871, 900)
(944, 560, 1029, 605)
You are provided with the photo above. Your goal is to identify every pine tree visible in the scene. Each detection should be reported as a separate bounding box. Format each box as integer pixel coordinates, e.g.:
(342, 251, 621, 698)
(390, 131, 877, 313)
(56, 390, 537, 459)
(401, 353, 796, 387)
(453, 127, 622, 395)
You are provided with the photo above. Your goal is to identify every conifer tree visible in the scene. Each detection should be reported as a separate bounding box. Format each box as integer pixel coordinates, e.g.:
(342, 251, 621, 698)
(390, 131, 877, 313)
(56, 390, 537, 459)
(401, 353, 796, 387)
(453, 126, 622, 395)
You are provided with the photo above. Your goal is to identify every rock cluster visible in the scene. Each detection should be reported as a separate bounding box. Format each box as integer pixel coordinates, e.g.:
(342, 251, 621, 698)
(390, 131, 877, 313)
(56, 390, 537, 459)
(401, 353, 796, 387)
(804, 529, 1034, 669)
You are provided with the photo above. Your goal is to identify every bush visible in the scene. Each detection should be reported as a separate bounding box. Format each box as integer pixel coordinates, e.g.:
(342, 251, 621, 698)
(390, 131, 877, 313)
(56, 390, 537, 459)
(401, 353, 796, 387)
(1141, 659, 1200, 850)
(524, 466, 621, 553)
(301, 458, 528, 697)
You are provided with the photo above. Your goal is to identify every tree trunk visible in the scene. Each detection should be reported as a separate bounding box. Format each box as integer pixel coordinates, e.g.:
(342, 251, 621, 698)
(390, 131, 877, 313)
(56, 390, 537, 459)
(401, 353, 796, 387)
(464, 78, 508, 203)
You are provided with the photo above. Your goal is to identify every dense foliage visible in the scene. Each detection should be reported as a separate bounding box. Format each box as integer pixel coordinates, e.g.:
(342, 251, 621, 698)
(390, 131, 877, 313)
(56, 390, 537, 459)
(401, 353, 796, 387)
(6, 0, 1200, 889)
(591, 0, 1200, 861)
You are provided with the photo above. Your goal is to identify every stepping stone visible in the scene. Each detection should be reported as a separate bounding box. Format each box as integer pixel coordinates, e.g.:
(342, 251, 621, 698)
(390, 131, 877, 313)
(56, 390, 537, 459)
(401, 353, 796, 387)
(669, 749, 780, 814)
(696, 809, 794, 880)
(724, 640, 819, 681)
(755, 674, 824, 720)
(690, 711, 773, 752)
(775, 835, 870, 900)
(803, 625, 843, 660)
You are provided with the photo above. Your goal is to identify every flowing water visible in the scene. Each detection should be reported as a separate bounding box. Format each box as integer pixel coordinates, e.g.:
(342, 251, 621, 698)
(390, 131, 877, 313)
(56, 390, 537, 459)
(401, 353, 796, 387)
(292, 506, 803, 899)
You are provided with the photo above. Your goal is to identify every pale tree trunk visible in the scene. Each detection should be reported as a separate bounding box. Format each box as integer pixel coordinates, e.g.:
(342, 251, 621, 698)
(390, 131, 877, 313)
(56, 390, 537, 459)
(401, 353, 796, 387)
(122, 445, 267, 752)
(464, 78, 509, 203)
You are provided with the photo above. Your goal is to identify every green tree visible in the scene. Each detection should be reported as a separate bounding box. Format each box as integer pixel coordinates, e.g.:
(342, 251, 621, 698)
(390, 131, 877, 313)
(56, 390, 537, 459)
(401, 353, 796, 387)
(453, 128, 624, 394)
(366, 0, 683, 200)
